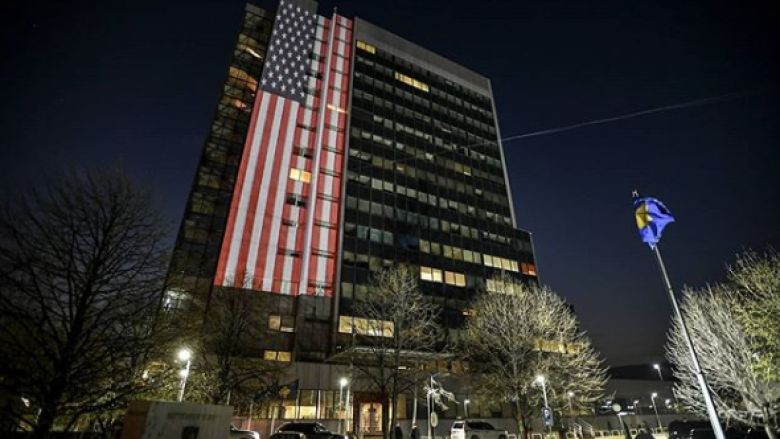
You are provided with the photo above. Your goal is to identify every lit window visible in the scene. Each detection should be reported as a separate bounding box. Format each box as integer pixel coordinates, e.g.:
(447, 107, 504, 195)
(445, 271, 456, 285)
(394, 72, 429, 92)
(289, 168, 311, 183)
(268, 315, 295, 332)
(264, 350, 292, 362)
(356, 40, 376, 54)
(421, 266, 434, 282)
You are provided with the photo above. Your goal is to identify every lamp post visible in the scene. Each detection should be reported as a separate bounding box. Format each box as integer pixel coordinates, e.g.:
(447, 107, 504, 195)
(177, 348, 192, 402)
(339, 377, 349, 433)
(653, 364, 664, 381)
(464, 399, 470, 419)
(567, 392, 574, 416)
(650, 392, 662, 430)
(633, 400, 641, 415)
(535, 375, 551, 435)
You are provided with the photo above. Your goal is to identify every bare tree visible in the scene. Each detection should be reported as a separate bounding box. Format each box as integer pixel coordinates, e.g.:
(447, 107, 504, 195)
(351, 265, 442, 439)
(463, 274, 607, 438)
(666, 286, 780, 439)
(0, 168, 174, 438)
(727, 250, 780, 381)
(196, 283, 288, 405)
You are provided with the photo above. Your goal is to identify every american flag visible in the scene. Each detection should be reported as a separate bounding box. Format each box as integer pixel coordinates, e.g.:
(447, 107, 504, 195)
(259, 0, 318, 103)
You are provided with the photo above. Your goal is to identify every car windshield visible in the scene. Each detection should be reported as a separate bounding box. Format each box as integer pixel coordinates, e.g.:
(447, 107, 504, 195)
(468, 422, 495, 430)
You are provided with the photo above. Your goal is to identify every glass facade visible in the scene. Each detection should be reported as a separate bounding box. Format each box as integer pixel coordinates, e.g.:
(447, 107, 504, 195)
(165, 5, 274, 308)
(338, 40, 536, 336)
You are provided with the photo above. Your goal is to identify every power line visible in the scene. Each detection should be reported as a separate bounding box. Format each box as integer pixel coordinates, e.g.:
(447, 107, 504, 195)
(350, 87, 773, 174)
(501, 87, 772, 143)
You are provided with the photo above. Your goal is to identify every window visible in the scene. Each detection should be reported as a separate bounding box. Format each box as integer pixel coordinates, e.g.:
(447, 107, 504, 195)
(294, 146, 313, 158)
(394, 72, 429, 92)
(356, 41, 376, 54)
(289, 168, 311, 183)
(279, 248, 301, 258)
(264, 350, 292, 362)
(268, 315, 295, 332)
(286, 194, 307, 207)
(420, 266, 443, 283)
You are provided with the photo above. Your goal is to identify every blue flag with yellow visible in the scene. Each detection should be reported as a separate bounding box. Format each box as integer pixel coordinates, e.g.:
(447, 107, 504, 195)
(634, 196, 675, 248)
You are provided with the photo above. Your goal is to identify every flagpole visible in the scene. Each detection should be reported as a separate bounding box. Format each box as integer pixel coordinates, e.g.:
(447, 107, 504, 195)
(652, 244, 725, 439)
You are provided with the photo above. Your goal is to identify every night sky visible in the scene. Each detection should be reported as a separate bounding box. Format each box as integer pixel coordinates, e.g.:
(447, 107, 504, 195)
(2, 0, 778, 366)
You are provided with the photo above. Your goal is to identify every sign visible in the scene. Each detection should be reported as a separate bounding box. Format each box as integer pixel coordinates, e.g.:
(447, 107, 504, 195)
(542, 407, 553, 427)
(430, 412, 439, 427)
(121, 400, 233, 439)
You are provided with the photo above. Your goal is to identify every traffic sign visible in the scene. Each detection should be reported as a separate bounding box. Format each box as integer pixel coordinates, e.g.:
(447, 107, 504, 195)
(542, 407, 553, 427)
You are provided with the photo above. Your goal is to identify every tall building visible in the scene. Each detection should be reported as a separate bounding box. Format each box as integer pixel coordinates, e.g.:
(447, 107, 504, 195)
(166, 0, 537, 428)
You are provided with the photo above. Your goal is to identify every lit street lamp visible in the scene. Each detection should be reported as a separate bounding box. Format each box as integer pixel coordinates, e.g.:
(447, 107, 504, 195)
(464, 399, 470, 419)
(339, 377, 349, 433)
(650, 392, 662, 430)
(653, 364, 664, 381)
(178, 348, 192, 402)
(633, 399, 641, 415)
(535, 375, 551, 434)
(567, 392, 574, 416)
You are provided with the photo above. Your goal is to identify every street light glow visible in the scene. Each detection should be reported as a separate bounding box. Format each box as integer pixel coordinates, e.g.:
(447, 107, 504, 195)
(464, 399, 470, 404)
(340, 377, 349, 387)
(652, 392, 658, 398)
(178, 348, 191, 362)
(535, 374, 545, 384)
(568, 391, 574, 397)
(653, 363, 660, 370)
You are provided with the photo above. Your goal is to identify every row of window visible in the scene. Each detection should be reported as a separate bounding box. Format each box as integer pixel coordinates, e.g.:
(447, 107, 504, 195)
(419, 239, 520, 273)
(344, 222, 394, 245)
(354, 47, 495, 125)
(338, 315, 393, 337)
(346, 168, 512, 226)
(356, 40, 376, 54)
(353, 70, 498, 150)
(344, 195, 515, 247)
(394, 72, 430, 92)
(420, 266, 467, 287)
(347, 140, 509, 209)
(352, 82, 498, 155)
(350, 124, 506, 187)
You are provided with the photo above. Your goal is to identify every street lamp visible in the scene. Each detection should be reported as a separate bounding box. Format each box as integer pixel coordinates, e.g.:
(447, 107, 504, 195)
(650, 392, 662, 430)
(177, 348, 192, 402)
(653, 363, 664, 381)
(339, 377, 349, 433)
(634, 399, 641, 415)
(567, 392, 575, 416)
(464, 399, 470, 419)
(535, 375, 550, 434)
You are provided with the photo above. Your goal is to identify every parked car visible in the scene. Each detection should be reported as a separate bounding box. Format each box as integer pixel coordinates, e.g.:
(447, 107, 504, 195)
(451, 421, 508, 439)
(231, 424, 261, 439)
(270, 432, 308, 439)
(277, 421, 348, 439)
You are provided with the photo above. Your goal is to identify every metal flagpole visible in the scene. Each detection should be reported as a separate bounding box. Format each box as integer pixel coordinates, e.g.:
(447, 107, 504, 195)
(652, 244, 725, 439)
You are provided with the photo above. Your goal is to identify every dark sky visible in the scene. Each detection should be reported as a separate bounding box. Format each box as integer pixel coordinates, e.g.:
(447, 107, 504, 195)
(2, 0, 779, 366)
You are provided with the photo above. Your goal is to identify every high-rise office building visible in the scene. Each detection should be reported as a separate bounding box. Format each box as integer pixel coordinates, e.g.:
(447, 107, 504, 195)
(166, 0, 537, 426)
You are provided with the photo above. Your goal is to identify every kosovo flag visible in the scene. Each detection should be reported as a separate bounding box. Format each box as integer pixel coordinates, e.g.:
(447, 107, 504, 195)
(634, 196, 675, 248)
(277, 379, 300, 400)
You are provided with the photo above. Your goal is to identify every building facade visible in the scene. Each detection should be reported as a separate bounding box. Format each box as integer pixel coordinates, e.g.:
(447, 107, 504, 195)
(166, 0, 537, 430)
